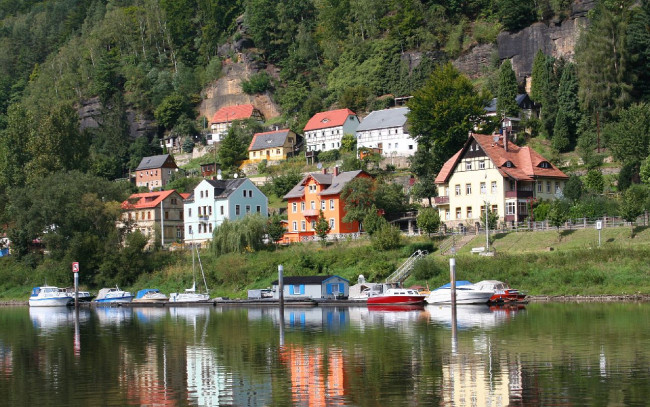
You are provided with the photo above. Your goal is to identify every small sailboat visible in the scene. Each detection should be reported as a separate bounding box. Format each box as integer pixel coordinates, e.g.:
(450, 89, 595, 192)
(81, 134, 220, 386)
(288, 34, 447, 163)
(170, 244, 211, 303)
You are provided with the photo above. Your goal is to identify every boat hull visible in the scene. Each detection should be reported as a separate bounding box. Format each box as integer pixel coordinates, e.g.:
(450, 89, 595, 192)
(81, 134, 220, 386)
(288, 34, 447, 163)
(169, 293, 211, 303)
(29, 297, 72, 307)
(95, 296, 134, 304)
(367, 295, 425, 306)
(425, 289, 494, 305)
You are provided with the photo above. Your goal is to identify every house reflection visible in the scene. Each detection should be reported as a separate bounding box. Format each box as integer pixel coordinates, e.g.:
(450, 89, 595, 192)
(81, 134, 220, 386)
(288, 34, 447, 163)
(248, 307, 350, 331)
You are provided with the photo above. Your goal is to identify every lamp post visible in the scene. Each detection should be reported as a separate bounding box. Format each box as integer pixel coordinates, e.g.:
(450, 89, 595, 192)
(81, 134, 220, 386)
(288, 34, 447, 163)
(485, 200, 490, 253)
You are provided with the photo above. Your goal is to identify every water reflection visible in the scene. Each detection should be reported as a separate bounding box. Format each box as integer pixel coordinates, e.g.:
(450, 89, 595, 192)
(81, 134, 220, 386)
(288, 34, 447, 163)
(1, 304, 650, 406)
(427, 304, 526, 330)
(29, 307, 90, 333)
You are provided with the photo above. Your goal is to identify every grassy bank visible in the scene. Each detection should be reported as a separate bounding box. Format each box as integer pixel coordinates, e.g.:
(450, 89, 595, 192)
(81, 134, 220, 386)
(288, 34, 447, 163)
(1, 227, 650, 300)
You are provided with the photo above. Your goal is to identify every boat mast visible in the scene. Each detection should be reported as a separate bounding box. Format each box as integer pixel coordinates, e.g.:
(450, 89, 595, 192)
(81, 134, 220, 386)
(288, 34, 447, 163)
(195, 245, 209, 294)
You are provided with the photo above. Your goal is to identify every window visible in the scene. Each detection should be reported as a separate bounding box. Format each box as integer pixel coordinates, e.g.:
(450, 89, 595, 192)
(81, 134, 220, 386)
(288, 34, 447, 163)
(466, 207, 473, 218)
(165, 211, 169, 220)
(546, 181, 551, 193)
(292, 221, 297, 231)
(330, 218, 335, 230)
(321, 200, 326, 210)
(209, 223, 213, 233)
(220, 205, 224, 215)
(445, 210, 450, 220)
(491, 181, 497, 194)
(510, 181, 515, 191)
(246, 205, 251, 213)
(243, 190, 246, 197)
(188, 208, 192, 217)
(205, 190, 209, 198)
(505, 161, 513, 168)
(249, 190, 253, 198)
(301, 220, 306, 231)
(538, 182, 543, 192)
(555, 182, 560, 193)
(506, 202, 515, 215)
(480, 182, 486, 194)
(208, 206, 212, 215)
(301, 202, 305, 211)
(409, 145, 413, 150)
(148, 211, 151, 220)
(479, 160, 485, 170)
(466, 161, 472, 170)
(292, 202, 297, 213)
(330, 199, 335, 210)
(395, 143, 398, 149)
(188, 225, 193, 235)
(456, 207, 461, 219)
(310, 220, 316, 230)
(235, 205, 240, 215)
(256, 205, 261, 213)
(492, 204, 498, 213)
(200, 191, 203, 198)
(455, 184, 461, 196)
(466, 183, 472, 194)
(311, 201, 315, 210)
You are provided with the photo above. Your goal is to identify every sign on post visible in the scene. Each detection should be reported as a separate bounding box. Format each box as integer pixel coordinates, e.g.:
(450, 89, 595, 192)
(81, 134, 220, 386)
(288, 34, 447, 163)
(72, 262, 79, 273)
(596, 221, 603, 230)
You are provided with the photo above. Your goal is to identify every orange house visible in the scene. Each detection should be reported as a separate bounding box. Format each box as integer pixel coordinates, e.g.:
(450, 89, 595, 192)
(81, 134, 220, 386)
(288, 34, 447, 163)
(282, 168, 372, 243)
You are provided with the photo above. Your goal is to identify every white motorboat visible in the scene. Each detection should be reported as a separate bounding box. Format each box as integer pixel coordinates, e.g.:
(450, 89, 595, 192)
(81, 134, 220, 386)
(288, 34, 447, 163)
(59, 287, 94, 302)
(29, 286, 73, 307)
(169, 244, 210, 303)
(94, 286, 135, 304)
(133, 288, 168, 303)
(425, 281, 494, 305)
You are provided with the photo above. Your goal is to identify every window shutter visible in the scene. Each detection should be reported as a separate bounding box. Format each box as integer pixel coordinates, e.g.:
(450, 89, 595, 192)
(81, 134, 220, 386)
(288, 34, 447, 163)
(289, 285, 294, 295)
(300, 285, 305, 295)
(326, 284, 333, 295)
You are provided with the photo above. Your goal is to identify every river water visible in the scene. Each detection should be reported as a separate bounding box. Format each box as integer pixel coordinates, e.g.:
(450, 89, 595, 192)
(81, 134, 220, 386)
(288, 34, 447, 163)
(0, 302, 649, 406)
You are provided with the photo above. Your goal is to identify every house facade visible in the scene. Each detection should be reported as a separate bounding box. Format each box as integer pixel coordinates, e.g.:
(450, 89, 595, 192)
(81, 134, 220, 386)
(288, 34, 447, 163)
(304, 109, 360, 153)
(134, 154, 179, 189)
(356, 107, 417, 157)
(248, 129, 299, 163)
(184, 178, 268, 245)
(434, 133, 568, 228)
(270, 275, 350, 299)
(121, 190, 187, 248)
(208, 104, 264, 145)
(282, 168, 371, 243)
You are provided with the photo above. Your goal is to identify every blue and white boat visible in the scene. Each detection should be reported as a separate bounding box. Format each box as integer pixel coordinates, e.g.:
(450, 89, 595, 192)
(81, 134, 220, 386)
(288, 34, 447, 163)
(29, 286, 73, 307)
(425, 281, 494, 305)
(133, 289, 168, 303)
(94, 286, 135, 304)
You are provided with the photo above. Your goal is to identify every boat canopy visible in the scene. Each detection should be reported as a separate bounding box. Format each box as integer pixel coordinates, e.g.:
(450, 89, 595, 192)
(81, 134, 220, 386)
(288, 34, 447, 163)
(436, 281, 473, 289)
(136, 289, 161, 299)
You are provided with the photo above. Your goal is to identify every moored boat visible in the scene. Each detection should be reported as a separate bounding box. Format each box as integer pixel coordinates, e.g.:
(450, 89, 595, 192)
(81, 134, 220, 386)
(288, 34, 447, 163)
(29, 286, 73, 307)
(59, 287, 95, 302)
(472, 280, 527, 303)
(133, 288, 168, 303)
(169, 245, 211, 303)
(367, 288, 426, 306)
(425, 281, 494, 305)
(94, 286, 135, 304)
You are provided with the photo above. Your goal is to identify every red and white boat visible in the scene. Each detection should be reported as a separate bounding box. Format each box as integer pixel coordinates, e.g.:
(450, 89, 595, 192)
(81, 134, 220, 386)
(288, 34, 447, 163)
(367, 288, 426, 306)
(472, 280, 527, 303)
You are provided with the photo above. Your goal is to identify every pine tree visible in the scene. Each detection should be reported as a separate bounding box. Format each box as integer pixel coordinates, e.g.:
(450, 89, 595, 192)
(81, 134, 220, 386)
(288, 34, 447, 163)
(497, 60, 519, 117)
(556, 63, 580, 147)
(530, 50, 547, 103)
(552, 108, 570, 152)
(218, 127, 247, 170)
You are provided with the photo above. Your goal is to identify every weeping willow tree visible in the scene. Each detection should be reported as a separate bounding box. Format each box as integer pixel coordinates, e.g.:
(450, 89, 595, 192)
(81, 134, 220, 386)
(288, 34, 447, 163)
(211, 214, 268, 255)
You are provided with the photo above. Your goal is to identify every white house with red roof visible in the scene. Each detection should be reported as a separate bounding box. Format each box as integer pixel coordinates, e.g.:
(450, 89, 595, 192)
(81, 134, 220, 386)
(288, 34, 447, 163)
(121, 190, 188, 248)
(208, 104, 264, 145)
(433, 133, 568, 227)
(304, 108, 360, 153)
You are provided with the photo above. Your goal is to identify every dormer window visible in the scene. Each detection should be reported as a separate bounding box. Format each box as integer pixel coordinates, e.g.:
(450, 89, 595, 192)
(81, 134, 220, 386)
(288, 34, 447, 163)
(505, 161, 514, 168)
(321, 118, 330, 123)
(538, 161, 551, 169)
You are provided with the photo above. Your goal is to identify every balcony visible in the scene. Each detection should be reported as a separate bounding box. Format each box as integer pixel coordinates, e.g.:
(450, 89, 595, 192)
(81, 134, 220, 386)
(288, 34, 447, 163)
(434, 196, 449, 205)
(505, 190, 534, 199)
(302, 209, 319, 217)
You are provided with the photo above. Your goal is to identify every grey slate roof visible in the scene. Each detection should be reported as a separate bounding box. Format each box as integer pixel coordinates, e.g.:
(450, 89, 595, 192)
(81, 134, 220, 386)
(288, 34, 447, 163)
(135, 154, 174, 170)
(249, 129, 291, 151)
(485, 94, 530, 113)
(282, 170, 365, 199)
(206, 178, 247, 199)
(357, 107, 409, 132)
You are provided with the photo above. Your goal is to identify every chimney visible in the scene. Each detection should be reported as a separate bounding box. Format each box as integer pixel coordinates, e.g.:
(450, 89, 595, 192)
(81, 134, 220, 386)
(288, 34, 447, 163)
(503, 129, 509, 152)
(322, 167, 327, 174)
(333, 166, 340, 176)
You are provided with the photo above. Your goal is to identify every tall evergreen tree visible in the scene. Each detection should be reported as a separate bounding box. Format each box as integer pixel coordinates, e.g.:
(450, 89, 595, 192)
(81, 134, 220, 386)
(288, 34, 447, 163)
(218, 126, 248, 170)
(497, 59, 519, 117)
(552, 108, 570, 151)
(556, 62, 580, 146)
(530, 50, 547, 103)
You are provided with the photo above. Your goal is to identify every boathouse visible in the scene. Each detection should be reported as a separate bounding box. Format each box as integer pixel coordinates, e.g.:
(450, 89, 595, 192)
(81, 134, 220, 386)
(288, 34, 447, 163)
(270, 275, 350, 300)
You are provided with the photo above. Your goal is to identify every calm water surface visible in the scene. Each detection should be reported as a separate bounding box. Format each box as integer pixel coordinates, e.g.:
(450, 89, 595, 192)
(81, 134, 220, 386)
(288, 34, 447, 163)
(0, 303, 649, 406)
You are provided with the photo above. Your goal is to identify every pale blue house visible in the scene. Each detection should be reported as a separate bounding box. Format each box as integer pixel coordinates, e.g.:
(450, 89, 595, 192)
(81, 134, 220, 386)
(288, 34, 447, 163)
(270, 275, 350, 300)
(184, 178, 268, 245)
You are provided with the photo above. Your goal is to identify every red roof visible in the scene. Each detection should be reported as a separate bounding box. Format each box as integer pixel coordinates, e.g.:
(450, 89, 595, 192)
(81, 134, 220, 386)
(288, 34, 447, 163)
(121, 190, 178, 210)
(303, 109, 356, 132)
(179, 193, 191, 200)
(210, 104, 256, 124)
(435, 133, 568, 184)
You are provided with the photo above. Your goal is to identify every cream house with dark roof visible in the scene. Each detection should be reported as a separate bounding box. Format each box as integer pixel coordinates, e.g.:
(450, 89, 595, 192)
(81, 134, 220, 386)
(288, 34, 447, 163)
(434, 133, 568, 228)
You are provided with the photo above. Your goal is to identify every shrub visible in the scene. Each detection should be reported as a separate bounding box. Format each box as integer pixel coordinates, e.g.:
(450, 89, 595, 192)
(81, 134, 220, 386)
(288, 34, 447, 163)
(317, 149, 340, 163)
(371, 224, 402, 251)
(241, 72, 272, 94)
(411, 256, 444, 281)
(401, 242, 435, 257)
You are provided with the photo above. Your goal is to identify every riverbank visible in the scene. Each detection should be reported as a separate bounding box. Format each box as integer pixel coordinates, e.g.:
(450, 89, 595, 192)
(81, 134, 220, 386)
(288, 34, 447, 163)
(2, 228, 650, 301)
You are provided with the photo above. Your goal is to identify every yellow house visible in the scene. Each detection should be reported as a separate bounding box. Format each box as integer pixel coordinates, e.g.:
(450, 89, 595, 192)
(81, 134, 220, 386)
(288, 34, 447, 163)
(434, 133, 568, 228)
(248, 129, 299, 163)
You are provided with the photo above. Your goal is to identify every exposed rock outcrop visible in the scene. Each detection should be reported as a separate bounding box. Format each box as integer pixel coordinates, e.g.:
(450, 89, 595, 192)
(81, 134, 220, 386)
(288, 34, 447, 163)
(453, 43, 497, 79)
(78, 97, 157, 139)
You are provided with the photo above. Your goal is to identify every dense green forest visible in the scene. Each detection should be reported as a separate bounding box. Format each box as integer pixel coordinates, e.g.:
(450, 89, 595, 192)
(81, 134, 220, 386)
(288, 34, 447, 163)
(4, 0, 650, 289)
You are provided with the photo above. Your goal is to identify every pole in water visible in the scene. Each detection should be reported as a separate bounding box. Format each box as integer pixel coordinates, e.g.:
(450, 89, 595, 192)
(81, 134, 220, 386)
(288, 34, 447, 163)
(278, 265, 284, 308)
(449, 257, 456, 307)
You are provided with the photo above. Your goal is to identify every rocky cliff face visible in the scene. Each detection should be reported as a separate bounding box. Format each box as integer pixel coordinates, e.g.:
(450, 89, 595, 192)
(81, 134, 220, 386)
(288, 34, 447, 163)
(455, 0, 596, 84)
(78, 97, 157, 139)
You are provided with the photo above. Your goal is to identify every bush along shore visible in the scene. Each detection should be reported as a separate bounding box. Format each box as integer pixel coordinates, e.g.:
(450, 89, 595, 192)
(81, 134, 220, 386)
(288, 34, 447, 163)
(1, 228, 650, 302)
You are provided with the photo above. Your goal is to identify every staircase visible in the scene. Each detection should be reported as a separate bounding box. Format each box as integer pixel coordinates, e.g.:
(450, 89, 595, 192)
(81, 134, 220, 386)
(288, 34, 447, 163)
(385, 250, 428, 284)
(438, 234, 475, 255)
